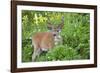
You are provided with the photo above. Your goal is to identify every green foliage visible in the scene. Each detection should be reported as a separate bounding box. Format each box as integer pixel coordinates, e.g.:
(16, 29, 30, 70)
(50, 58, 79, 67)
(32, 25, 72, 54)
(22, 39, 32, 62)
(36, 45, 81, 61)
(22, 10, 90, 62)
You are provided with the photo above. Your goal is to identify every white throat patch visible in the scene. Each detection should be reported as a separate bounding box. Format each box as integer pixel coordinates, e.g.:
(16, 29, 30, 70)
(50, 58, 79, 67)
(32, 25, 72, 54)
(54, 35, 62, 45)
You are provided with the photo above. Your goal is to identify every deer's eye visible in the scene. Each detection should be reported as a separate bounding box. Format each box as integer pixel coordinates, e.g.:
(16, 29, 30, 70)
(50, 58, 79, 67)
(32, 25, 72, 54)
(57, 30, 59, 32)
(57, 29, 61, 32)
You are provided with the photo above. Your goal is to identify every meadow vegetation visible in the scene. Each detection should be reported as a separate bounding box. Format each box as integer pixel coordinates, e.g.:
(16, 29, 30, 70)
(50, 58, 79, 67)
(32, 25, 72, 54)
(22, 10, 90, 62)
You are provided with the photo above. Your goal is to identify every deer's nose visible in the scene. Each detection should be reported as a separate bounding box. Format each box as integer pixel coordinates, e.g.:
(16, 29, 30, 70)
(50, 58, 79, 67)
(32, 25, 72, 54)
(53, 34, 56, 36)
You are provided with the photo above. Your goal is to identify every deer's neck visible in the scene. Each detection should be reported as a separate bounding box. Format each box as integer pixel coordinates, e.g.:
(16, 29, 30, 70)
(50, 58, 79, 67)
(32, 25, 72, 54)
(54, 35, 62, 45)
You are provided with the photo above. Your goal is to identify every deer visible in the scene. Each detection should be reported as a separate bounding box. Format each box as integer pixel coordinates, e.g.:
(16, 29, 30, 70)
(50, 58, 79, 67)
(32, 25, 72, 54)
(32, 17, 64, 61)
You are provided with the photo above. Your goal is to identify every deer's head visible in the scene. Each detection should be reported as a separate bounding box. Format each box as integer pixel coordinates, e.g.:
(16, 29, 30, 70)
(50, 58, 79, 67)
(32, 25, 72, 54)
(47, 16, 64, 45)
(47, 17, 64, 37)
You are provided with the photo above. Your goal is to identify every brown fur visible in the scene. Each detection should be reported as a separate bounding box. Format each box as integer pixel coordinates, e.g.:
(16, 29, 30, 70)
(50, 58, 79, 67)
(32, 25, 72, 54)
(32, 32, 54, 50)
(32, 32, 55, 61)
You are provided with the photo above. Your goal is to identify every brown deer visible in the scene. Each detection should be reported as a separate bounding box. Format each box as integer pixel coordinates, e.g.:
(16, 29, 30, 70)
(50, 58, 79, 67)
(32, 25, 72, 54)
(32, 17, 64, 61)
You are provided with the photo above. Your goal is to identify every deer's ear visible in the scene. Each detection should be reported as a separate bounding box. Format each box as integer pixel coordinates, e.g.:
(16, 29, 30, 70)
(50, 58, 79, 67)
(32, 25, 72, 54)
(47, 18, 53, 30)
(57, 22, 64, 30)
(57, 16, 64, 29)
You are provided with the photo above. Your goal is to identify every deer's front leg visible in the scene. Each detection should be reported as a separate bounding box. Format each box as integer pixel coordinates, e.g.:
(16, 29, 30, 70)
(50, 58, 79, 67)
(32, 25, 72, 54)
(32, 48, 41, 62)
